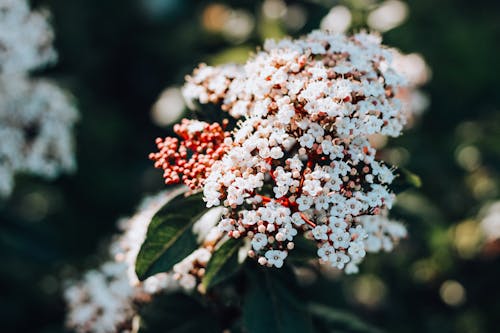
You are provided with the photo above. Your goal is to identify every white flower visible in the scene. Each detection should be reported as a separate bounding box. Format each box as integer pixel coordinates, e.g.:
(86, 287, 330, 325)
(241, 210, 259, 226)
(312, 225, 329, 240)
(356, 214, 407, 254)
(345, 262, 359, 274)
(252, 233, 268, 251)
(330, 230, 351, 249)
(308, 123, 325, 139)
(179, 274, 197, 290)
(349, 225, 367, 241)
(365, 235, 383, 252)
(265, 250, 288, 268)
(297, 195, 313, 211)
(270, 146, 284, 159)
(193, 248, 212, 265)
(315, 195, 330, 210)
(330, 251, 350, 269)
(0, 0, 56, 75)
(279, 223, 298, 241)
(329, 217, 347, 230)
(302, 179, 322, 196)
(291, 212, 305, 226)
(331, 79, 353, 99)
(317, 243, 334, 261)
(218, 218, 235, 232)
(299, 133, 315, 148)
(348, 241, 366, 259)
(193, 207, 223, 242)
(288, 156, 303, 171)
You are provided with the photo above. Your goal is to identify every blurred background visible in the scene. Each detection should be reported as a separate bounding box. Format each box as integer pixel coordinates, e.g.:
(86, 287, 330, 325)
(1, 0, 500, 332)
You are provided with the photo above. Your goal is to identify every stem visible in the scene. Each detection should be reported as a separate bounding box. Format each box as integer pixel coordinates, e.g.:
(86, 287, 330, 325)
(300, 213, 316, 228)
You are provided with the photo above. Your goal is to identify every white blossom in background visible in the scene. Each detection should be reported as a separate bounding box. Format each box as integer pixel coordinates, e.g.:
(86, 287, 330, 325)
(0, 0, 56, 75)
(480, 201, 500, 243)
(392, 51, 431, 117)
(65, 188, 224, 333)
(320, 5, 352, 33)
(178, 30, 415, 272)
(262, 0, 287, 20)
(367, 0, 409, 33)
(0, 78, 78, 194)
(150, 86, 185, 126)
(64, 262, 136, 333)
(0, 0, 78, 197)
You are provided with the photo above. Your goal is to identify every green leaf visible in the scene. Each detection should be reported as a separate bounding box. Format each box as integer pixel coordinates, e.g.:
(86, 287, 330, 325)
(202, 238, 243, 290)
(138, 293, 221, 333)
(392, 167, 422, 194)
(146, 191, 205, 234)
(308, 303, 383, 333)
(243, 268, 314, 333)
(135, 191, 208, 281)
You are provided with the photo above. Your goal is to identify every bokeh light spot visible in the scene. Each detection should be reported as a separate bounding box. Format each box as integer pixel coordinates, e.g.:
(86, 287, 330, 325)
(440, 280, 466, 306)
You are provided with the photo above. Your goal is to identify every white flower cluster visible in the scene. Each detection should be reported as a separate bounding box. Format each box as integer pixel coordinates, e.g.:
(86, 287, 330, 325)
(0, 78, 78, 196)
(343, 213, 407, 273)
(186, 31, 408, 136)
(183, 30, 411, 272)
(0, 0, 78, 197)
(0, 0, 56, 75)
(64, 189, 223, 333)
(182, 63, 243, 108)
(64, 262, 137, 333)
(391, 51, 431, 118)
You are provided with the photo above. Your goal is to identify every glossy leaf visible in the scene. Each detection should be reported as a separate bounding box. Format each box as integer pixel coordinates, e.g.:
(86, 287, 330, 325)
(135, 192, 208, 281)
(243, 268, 314, 333)
(202, 237, 243, 290)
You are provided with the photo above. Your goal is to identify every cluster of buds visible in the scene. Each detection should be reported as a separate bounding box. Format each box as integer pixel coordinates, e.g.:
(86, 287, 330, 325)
(149, 119, 230, 190)
(182, 63, 242, 107)
(154, 30, 417, 273)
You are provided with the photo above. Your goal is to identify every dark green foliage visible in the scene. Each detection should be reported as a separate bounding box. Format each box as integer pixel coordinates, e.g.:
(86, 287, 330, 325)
(138, 293, 221, 333)
(202, 238, 244, 290)
(135, 192, 208, 280)
(242, 266, 314, 333)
